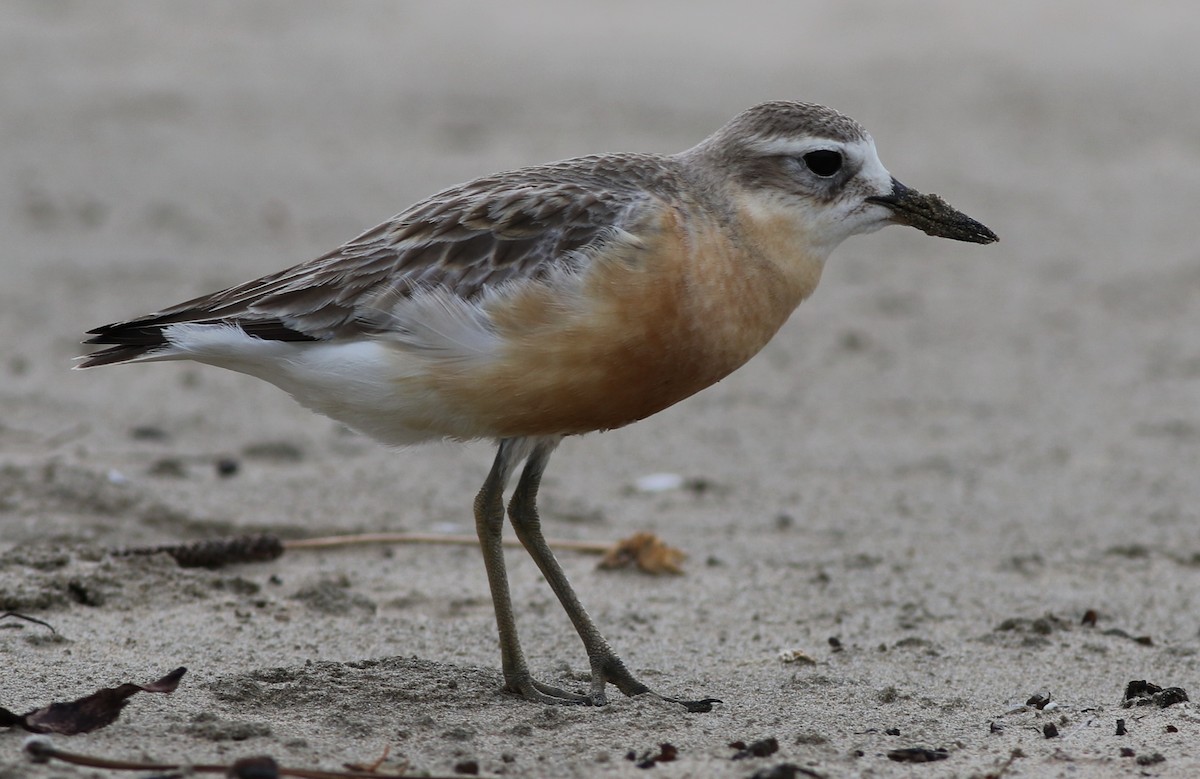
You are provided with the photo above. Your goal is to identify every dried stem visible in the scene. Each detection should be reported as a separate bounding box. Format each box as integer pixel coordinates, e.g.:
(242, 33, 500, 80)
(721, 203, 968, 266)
(24, 738, 454, 779)
(284, 532, 612, 554)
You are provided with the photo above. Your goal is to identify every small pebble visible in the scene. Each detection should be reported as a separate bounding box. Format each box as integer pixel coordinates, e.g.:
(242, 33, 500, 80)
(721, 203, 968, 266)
(1026, 691, 1051, 710)
(634, 473, 684, 493)
(777, 649, 816, 665)
(148, 457, 187, 478)
(130, 425, 169, 441)
(241, 440, 305, 462)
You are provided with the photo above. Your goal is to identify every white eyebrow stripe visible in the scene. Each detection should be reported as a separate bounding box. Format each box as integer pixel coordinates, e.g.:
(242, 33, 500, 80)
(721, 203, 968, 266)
(746, 136, 840, 157)
(746, 136, 880, 161)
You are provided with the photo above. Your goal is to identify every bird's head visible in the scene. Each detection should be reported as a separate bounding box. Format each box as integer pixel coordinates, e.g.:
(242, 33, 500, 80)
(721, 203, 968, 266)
(684, 101, 997, 256)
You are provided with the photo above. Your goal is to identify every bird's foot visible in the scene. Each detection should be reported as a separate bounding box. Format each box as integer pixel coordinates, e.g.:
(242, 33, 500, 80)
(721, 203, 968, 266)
(505, 673, 598, 706)
(504, 667, 720, 712)
(590, 654, 722, 712)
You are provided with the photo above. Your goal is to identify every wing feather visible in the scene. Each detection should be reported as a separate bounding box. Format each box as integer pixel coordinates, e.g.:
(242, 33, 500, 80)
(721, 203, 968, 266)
(82, 153, 683, 366)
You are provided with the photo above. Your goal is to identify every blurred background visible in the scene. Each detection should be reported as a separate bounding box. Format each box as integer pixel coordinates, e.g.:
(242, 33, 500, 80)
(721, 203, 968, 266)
(2, 4, 1199, 774)
(2, 0, 1197, 557)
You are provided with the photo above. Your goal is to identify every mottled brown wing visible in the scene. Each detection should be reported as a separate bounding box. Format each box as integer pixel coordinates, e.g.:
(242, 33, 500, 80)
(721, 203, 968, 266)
(82, 154, 677, 362)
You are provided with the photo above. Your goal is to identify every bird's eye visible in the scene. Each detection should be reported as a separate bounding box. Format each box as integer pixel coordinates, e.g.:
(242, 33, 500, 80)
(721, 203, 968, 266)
(801, 150, 843, 177)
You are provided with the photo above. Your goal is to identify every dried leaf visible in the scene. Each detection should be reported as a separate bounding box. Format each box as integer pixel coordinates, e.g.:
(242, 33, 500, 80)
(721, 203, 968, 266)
(0, 667, 186, 735)
(731, 736, 780, 759)
(598, 532, 685, 575)
(778, 649, 817, 665)
(628, 742, 678, 768)
(1123, 679, 1189, 708)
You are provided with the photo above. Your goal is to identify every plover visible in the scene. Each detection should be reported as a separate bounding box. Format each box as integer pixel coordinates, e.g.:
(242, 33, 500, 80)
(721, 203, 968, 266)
(79, 101, 997, 710)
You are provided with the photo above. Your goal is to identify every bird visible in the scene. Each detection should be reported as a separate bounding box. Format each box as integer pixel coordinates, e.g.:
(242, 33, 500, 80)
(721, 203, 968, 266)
(78, 100, 997, 711)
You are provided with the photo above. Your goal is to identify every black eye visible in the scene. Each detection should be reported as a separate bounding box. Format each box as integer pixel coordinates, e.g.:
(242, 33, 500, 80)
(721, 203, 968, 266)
(801, 150, 843, 177)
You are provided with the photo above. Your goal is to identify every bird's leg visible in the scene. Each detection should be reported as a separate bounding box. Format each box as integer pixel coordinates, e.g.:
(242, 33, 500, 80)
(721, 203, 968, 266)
(507, 440, 719, 712)
(475, 438, 588, 704)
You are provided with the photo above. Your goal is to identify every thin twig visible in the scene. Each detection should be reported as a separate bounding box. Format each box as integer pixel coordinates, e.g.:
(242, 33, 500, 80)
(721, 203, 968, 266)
(23, 738, 455, 779)
(108, 530, 684, 573)
(284, 532, 612, 554)
(0, 612, 57, 634)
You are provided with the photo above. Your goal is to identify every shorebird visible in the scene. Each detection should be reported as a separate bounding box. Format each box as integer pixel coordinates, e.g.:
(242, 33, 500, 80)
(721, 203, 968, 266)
(79, 101, 997, 710)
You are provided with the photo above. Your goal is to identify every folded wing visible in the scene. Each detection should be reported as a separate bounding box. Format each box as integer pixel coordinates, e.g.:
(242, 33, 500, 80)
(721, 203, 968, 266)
(79, 155, 672, 368)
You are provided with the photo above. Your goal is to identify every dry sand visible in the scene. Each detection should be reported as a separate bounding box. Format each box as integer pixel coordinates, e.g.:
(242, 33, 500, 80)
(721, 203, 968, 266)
(2, 2, 1199, 777)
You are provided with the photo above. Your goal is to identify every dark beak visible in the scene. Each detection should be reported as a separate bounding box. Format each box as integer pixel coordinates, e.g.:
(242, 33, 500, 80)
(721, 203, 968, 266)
(866, 178, 998, 244)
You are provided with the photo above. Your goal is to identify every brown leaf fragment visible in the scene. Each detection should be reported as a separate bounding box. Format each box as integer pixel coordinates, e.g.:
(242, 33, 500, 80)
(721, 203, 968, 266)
(1122, 679, 1187, 708)
(1153, 687, 1189, 708)
(1, 667, 186, 735)
(598, 532, 685, 575)
(1025, 691, 1052, 710)
(778, 649, 817, 665)
(1125, 679, 1162, 700)
(731, 737, 779, 759)
(628, 742, 678, 768)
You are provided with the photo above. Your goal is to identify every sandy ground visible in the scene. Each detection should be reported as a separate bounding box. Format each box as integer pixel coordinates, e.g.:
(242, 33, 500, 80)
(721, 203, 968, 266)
(2, 2, 1199, 777)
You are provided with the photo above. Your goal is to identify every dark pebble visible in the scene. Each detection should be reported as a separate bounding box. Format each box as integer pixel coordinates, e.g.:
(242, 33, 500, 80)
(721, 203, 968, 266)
(130, 425, 169, 441)
(1153, 687, 1189, 708)
(886, 748, 948, 763)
